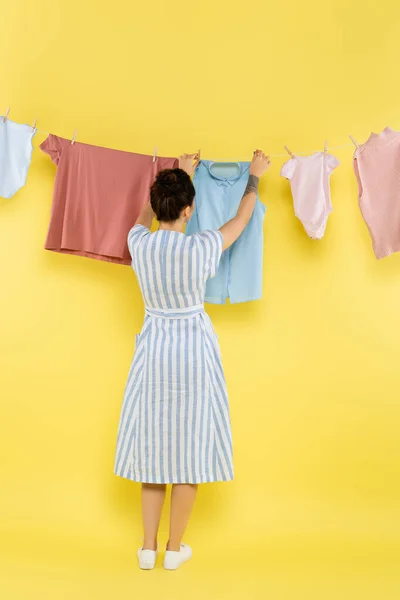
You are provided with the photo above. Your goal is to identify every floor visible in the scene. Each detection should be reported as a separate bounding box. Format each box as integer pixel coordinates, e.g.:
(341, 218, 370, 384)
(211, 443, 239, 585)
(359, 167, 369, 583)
(2, 530, 399, 600)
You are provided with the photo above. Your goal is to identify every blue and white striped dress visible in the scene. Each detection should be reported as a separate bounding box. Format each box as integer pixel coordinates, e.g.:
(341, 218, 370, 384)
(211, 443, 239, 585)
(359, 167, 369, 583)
(114, 224, 233, 484)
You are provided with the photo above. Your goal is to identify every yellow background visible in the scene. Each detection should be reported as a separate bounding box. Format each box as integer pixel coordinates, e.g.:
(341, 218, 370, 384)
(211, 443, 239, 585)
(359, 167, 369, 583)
(1, 1, 400, 598)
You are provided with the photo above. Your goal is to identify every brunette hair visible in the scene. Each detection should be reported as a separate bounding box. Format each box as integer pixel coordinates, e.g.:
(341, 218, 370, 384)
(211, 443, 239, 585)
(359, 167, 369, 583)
(150, 168, 195, 222)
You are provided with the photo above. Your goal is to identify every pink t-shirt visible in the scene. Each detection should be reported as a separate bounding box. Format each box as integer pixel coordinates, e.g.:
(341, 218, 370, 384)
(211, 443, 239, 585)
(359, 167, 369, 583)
(40, 134, 178, 265)
(353, 126, 400, 259)
(281, 152, 339, 239)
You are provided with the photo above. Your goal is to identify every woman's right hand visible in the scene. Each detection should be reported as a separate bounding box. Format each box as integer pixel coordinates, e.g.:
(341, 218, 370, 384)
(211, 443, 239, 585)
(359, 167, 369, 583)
(250, 149, 271, 177)
(179, 151, 201, 177)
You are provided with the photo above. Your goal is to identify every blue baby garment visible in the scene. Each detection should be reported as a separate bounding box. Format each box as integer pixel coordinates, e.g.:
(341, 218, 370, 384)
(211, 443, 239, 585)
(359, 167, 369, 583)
(0, 118, 36, 198)
(186, 160, 266, 304)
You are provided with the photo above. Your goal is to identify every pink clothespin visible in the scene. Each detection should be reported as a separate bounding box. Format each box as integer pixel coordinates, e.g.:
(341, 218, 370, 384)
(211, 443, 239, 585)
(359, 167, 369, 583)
(3, 107, 10, 123)
(284, 145, 295, 159)
(324, 140, 328, 153)
(153, 146, 158, 163)
(349, 135, 358, 148)
(71, 130, 78, 145)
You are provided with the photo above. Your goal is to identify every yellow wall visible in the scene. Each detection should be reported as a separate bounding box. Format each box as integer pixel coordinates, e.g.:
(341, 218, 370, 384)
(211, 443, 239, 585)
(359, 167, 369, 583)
(1, 1, 400, 598)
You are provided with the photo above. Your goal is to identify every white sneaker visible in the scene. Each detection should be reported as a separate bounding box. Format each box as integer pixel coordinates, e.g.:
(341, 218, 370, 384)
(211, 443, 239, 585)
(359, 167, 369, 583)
(137, 546, 158, 570)
(164, 543, 192, 570)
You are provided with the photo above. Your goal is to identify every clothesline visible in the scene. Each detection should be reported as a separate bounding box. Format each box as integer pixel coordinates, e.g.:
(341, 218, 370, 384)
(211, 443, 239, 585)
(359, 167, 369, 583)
(0, 101, 357, 159)
(205, 142, 355, 161)
(32, 127, 354, 160)
(269, 143, 354, 158)
(2, 103, 357, 159)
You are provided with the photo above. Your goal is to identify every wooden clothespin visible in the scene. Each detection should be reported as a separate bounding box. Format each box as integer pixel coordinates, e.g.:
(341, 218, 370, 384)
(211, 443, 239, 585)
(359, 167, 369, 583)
(3, 107, 10, 123)
(71, 130, 78, 145)
(284, 145, 295, 159)
(324, 140, 328, 153)
(349, 135, 358, 148)
(153, 146, 158, 163)
(191, 148, 201, 168)
(32, 119, 37, 131)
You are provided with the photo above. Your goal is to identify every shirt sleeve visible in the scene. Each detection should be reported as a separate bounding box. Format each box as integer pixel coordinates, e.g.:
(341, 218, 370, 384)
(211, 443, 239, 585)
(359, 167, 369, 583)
(325, 153, 340, 173)
(197, 229, 224, 280)
(280, 158, 297, 179)
(39, 134, 65, 166)
(127, 224, 151, 264)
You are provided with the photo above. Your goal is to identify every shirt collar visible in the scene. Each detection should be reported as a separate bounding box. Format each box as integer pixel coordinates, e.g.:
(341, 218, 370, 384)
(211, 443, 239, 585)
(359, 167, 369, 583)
(201, 160, 248, 186)
(216, 178, 236, 186)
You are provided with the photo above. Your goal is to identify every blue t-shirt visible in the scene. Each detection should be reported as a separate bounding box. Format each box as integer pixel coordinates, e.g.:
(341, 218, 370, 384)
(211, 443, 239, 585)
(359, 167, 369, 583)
(186, 160, 266, 304)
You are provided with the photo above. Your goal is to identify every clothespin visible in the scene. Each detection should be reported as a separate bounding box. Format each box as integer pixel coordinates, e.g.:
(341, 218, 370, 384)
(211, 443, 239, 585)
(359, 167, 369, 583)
(153, 146, 158, 163)
(284, 145, 295, 159)
(192, 148, 201, 168)
(324, 140, 328, 153)
(32, 119, 37, 131)
(349, 135, 358, 148)
(3, 107, 10, 123)
(71, 130, 78, 145)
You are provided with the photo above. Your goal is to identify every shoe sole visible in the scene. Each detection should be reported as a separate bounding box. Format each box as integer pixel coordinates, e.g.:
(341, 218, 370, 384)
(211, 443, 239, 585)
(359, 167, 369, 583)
(139, 561, 156, 570)
(164, 557, 191, 570)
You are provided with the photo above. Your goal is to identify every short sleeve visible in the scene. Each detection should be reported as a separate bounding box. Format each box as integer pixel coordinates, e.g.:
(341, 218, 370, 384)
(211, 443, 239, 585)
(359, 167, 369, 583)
(325, 153, 340, 173)
(280, 158, 297, 179)
(39, 134, 66, 166)
(127, 224, 151, 263)
(197, 230, 223, 279)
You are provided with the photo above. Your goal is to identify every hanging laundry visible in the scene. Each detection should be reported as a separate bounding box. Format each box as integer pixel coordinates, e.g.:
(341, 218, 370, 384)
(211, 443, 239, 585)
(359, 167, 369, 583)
(0, 117, 36, 198)
(352, 126, 400, 259)
(40, 134, 178, 265)
(186, 160, 266, 304)
(281, 152, 339, 239)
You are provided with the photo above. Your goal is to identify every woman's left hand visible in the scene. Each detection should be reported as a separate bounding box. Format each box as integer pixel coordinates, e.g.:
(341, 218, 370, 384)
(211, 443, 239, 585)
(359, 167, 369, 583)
(179, 151, 200, 177)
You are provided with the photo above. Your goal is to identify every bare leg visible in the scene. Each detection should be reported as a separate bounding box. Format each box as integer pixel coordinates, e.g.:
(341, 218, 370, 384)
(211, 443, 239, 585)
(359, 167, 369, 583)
(167, 484, 198, 551)
(142, 483, 167, 550)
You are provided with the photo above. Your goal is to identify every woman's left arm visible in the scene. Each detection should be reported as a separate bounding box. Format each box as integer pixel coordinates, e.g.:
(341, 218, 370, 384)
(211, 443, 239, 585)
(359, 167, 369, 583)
(135, 200, 154, 229)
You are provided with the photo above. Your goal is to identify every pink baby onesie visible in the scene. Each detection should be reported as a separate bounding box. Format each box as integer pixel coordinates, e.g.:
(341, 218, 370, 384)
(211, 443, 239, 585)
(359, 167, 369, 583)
(353, 126, 400, 259)
(281, 152, 339, 239)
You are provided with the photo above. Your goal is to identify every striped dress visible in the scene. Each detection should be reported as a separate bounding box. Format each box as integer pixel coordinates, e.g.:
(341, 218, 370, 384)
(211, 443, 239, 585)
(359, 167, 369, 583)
(114, 224, 233, 484)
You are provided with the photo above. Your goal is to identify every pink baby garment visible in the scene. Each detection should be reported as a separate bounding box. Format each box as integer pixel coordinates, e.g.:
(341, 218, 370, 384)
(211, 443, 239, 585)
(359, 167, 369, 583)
(353, 126, 400, 259)
(40, 134, 178, 265)
(281, 152, 339, 239)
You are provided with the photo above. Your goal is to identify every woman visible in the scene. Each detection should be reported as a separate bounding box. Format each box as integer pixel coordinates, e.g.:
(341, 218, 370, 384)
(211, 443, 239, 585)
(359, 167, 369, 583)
(114, 149, 271, 570)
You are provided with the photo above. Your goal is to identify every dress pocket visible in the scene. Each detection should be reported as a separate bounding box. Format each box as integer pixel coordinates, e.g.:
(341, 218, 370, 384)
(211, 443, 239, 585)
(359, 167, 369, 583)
(213, 331, 222, 358)
(132, 333, 141, 357)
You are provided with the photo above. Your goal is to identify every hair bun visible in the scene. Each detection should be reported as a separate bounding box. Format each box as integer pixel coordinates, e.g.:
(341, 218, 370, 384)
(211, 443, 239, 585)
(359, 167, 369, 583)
(150, 168, 195, 223)
(157, 170, 178, 188)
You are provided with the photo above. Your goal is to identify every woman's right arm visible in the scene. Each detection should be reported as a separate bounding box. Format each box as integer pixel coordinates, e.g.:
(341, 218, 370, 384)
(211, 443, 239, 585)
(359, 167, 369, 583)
(135, 152, 200, 229)
(135, 200, 154, 229)
(219, 149, 271, 251)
